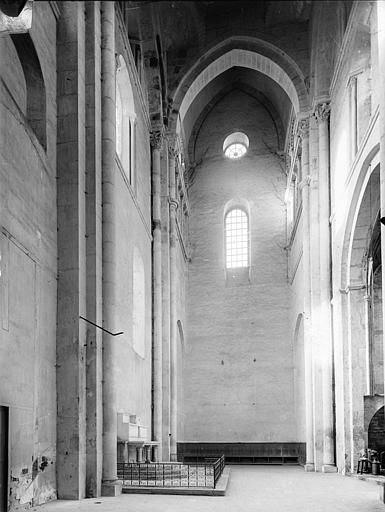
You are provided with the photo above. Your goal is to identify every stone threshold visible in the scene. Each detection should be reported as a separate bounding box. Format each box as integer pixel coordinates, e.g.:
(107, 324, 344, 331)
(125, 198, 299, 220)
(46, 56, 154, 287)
(121, 466, 230, 496)
(348, 472, 385, 486)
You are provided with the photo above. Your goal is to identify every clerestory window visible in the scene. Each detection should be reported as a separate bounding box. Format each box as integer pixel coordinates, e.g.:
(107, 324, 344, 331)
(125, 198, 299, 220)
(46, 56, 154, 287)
(116, 55, 136, 189)
(225, 208, 249, 268)
(223, 132, 249, 160)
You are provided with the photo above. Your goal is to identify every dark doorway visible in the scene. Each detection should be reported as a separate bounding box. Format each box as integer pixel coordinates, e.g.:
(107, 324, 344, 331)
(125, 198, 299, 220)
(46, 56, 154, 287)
(368, 406, 385, 453)
(0, 407, 8, 512)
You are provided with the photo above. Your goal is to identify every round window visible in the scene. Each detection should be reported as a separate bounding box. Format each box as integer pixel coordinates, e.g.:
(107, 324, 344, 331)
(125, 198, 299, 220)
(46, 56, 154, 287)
(223, 132, 249, 160)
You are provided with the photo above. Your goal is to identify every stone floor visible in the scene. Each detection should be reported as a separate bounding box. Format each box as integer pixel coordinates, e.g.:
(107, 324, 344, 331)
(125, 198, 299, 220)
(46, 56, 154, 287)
(33, 466, 384, 512)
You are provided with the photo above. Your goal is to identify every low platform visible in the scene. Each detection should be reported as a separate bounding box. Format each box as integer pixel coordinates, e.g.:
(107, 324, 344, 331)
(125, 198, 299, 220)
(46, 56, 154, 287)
(178, 442, 305, 466)
(121, 466, 231, 496)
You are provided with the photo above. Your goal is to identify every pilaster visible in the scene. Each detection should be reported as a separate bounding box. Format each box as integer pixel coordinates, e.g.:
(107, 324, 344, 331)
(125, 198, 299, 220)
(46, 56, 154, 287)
(298, 117, 315, 472)
(100, 0, 121, 496)
(314, 101, 336, 473)
(377, 0, 385, 409)
(151, 129, 164, 461)
(85, 0, 103, 497)
(168, 141, 178, 461)
(56, 0, 87, 499)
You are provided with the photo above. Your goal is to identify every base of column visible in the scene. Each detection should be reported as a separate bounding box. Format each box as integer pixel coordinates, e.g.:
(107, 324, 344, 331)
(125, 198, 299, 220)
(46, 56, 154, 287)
(322, 464, 337, 473)
(170, 453, 178, 462)
(101, 481, 122, 497)
(304, 463, 315, 472)
(378, 482, 385, 503)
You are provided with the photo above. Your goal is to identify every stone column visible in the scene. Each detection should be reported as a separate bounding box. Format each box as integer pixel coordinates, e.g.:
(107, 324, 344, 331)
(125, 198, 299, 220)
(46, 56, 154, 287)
(161, 152, 171, 461)
(101, 1, 120, 496)
(151, 130, 164, 461)
(298, 118, 315, 472)
(377, 0, 385, 395)
(314, 102, 336, 472)
(56, 1, 87, 499)
(308, 114, 323, 469)
(168, 143, 178, 462)
(85, 0, 103, 497)
(136, 447, 144, 463)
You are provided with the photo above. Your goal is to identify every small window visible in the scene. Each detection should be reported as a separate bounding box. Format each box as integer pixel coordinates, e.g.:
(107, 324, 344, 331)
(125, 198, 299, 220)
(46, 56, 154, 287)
(116, 55, 136, 188)
(225, 208, 249, 268)
(223, 132, 249, 160)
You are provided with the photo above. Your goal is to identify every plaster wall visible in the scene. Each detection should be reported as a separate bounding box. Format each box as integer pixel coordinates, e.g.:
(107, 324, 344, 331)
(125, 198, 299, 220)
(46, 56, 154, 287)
(0, 2, 57, 508)
(176, 237, 187, 442)
(288, 241, 306, 444)
(113, 35, 152, 432)
(329, 0, 381, 473)
(184, 89, 295, 443)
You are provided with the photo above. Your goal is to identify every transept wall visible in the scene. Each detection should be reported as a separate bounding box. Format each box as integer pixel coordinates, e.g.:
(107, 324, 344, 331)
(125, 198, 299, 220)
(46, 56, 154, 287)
(1, 1, 385, 510)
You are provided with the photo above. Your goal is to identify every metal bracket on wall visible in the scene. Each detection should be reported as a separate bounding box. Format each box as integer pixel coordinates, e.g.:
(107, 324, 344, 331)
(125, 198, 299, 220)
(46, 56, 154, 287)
(79, 316, 124, 336)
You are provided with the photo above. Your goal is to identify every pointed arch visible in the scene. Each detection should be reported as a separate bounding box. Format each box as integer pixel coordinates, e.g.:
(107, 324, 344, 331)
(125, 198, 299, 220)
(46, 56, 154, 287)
(11, 32, 46, 149)
(169, 36, 309, 135)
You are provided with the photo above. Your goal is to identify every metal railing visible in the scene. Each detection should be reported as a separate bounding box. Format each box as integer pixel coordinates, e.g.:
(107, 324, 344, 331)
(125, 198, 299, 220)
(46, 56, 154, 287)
(117, 455, 225, 488)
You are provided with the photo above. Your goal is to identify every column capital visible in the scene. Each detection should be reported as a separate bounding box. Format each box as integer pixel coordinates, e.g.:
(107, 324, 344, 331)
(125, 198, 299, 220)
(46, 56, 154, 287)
(150, 130, 164, 150)
(297, 118, 310, 140)
(168, 146, 178, 159)
(314, 102, 331, 124)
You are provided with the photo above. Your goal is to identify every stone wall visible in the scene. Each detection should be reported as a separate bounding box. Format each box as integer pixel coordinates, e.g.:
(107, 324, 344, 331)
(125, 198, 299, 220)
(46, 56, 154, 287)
(184, 89, 296, 443)
(329, 1, 381, 472)
(114, 25, 152, 438)
(0, 2, 58, 508)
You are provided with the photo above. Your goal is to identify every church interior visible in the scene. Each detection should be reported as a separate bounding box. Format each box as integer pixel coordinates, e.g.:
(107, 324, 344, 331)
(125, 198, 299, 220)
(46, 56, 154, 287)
(1, 0, 385, 509)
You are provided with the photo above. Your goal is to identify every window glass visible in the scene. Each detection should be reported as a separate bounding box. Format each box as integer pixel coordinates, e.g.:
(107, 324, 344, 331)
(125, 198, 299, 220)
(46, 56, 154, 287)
(223, 132, 249, 160)
(225, 209, 249, 268)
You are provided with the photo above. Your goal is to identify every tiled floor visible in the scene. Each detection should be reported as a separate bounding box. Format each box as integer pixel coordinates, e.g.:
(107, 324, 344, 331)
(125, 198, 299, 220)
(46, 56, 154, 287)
(33, 465, 384, 512)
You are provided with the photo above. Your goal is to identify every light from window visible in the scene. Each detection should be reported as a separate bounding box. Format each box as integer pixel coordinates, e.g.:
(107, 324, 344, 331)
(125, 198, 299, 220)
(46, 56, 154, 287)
(225, 208, 249, 268)
(225, 143, 247, 159)
(115, 55, 136, 188)
(223, 132, 249, 160)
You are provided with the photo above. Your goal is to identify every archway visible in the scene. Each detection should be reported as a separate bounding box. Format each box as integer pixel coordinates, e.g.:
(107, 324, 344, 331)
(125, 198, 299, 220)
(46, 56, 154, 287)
(339, 159, 381, 470)
(169, 36, 309, 138)
(368, 406, 385, 454)
(367, 218, 383, 396)
(10, 32, 46, 149)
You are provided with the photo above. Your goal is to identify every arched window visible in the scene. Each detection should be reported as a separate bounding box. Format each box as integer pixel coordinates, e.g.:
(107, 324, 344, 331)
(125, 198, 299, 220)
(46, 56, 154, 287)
(223, 132, 249, 160)
(10, 33, 46, 150)
(225, 208, 249, 268)
(116, 55, 136, 188)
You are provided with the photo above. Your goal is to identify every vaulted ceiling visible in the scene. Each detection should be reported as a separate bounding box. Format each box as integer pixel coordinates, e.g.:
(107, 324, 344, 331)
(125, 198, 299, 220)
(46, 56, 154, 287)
(124, 1, 313, 154)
